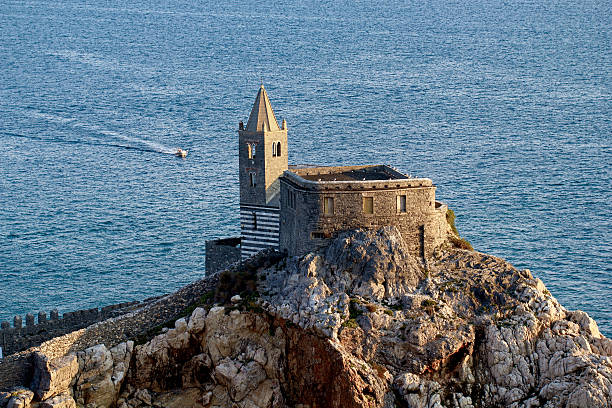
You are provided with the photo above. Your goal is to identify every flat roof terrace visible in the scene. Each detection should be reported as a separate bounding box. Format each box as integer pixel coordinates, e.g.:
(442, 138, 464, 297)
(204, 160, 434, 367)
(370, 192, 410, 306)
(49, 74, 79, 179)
(290, 165, 409, 181)
(284, 165, 433, 191)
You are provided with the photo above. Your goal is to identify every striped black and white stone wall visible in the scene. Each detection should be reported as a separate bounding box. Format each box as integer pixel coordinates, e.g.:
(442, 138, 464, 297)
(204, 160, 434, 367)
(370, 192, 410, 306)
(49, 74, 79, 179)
(240, 204, 280, 259)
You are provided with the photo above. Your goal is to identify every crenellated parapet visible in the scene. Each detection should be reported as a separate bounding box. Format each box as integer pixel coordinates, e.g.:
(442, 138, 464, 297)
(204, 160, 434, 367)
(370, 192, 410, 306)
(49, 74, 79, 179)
(0, 301, 140, 357)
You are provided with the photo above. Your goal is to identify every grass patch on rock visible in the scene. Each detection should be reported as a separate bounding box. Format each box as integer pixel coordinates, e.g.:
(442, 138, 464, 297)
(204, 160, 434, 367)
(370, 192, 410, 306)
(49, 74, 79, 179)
(446, 209, 474, 250)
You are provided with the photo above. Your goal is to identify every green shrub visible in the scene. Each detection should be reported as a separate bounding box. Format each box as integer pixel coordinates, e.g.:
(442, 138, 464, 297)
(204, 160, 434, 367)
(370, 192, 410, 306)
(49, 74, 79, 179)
(215, 268, 258, 304)
(349, 299, 363, 319)
(342, 319, 359, 328)
(446, 209, 474, 250)
(446, 208, 459, 236)
(421, 299, 437, 308)
(449, 235, 473, 250)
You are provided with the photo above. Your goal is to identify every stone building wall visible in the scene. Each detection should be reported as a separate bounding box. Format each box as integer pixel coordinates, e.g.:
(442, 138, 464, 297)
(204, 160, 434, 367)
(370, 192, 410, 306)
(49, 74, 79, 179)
(205, 237, 241, 274)
(239, 131, 267, 206)
(239, 128, 288, 207)
(240, 205, 280, 259)
(279, 168, 448, 258)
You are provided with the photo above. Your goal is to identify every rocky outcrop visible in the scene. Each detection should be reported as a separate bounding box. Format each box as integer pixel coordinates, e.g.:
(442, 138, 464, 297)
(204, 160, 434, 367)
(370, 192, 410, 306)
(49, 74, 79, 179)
(30, 353, 78, 401)
(1, 227, 610, 408)
(72, 341, 133, 408)
(2, 389, 33, 408)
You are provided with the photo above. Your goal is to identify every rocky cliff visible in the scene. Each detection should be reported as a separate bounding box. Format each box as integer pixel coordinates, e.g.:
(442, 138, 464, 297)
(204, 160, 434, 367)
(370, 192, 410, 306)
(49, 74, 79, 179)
(1, 227, 611, 408)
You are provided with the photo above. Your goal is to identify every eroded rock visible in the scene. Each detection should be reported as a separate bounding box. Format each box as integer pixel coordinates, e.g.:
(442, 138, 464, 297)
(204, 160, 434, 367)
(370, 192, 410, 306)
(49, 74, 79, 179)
(30, 352, 78, 401)
(6, 227, 609, 408)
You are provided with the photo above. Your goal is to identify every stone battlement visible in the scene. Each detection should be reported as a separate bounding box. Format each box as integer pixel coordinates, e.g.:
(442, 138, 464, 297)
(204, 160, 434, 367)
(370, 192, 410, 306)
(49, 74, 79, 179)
(0, 301, 142, 357)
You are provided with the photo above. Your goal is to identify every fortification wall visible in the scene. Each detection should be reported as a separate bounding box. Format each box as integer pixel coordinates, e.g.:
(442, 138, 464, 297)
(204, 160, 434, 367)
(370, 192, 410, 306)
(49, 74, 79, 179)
(0, 250, 275, 391)
(0, 301, 142, 357)
(205, 237, 242, 274)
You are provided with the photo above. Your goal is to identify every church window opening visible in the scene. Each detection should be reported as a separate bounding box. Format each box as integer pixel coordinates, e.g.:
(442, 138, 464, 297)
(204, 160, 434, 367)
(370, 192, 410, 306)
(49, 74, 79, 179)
(288, 190, 296, 209)
(247, 144, 253, 159)
(249, 172, 256, 187)
(363, 197, 374, 214)
(277, 141, 281, 157)
(272, 142, 277, 157)
(397, 195, 407, 213)
(323, 197, 334, 215)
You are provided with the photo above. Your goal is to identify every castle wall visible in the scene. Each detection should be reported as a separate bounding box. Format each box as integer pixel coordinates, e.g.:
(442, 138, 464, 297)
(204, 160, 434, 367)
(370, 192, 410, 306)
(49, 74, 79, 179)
(280, 174, 448, 259)
(0, 250, 280, 391)
(0, 301, 143, 358)
(0, 269, 222, 390)
(205, 237, 241, 274)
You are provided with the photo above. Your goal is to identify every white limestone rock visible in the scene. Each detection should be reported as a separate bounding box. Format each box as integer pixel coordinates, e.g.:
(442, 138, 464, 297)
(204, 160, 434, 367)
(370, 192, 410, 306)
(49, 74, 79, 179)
(39, 392, 76, 408)
(73, 341, 133, 408)
(5, 390, 33, 408)
(31, 352, 78, 401)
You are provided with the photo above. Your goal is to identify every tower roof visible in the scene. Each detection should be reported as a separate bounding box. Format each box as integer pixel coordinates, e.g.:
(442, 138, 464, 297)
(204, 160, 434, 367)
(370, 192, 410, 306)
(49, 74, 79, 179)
(245, 85, 281, 132)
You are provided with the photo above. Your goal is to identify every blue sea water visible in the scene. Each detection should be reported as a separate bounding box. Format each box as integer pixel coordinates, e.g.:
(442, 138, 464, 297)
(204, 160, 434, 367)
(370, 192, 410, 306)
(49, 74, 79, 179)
(0, 0, 610, 335)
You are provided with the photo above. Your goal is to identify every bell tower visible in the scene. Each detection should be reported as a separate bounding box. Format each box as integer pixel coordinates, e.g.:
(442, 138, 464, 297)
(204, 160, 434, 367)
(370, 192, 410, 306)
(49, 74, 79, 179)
(238, 85, 288, 259)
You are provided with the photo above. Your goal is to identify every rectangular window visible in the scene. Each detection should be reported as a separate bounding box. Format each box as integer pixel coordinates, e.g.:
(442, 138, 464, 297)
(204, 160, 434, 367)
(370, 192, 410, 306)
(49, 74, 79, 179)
(290, 191, 296, 209)
(311, 231, 326, 239)
(397, 195, 407, 213)
(323, 197, 334, 215)
(363, 197, 374, 214)
(249, 172, 256, 187)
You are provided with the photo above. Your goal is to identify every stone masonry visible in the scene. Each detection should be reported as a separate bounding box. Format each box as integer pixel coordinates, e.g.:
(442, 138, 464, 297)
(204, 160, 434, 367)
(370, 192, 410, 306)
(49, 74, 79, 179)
(279, 165, 448, 259)
(0, 301, 143, 358)
(204, 237, 241, 274)
(238, 84, 288, 207)
(206, 86, 451, 269)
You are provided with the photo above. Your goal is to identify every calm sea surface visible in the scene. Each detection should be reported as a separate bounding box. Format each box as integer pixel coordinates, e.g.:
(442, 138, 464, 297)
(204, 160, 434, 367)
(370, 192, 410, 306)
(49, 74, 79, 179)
(0, 0, 610, 335)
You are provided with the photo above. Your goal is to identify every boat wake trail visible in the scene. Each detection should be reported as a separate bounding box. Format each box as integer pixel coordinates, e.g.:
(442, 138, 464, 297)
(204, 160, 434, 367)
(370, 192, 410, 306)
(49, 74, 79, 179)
(26, 111, 180, 155)
(2, 131, 155, 153)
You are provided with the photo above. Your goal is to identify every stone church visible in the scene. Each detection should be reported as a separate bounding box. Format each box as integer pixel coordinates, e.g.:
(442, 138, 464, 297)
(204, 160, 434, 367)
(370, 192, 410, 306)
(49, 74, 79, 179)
(205, 86, 448, 273)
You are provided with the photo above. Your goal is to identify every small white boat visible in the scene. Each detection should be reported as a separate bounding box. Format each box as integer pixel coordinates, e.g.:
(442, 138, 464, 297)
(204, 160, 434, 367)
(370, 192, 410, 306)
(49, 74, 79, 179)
(175, 148, 188, 158)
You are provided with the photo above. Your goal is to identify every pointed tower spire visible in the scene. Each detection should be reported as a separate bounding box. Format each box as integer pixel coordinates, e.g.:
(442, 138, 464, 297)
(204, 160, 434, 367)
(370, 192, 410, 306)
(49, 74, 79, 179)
(245, 85, 281, 132)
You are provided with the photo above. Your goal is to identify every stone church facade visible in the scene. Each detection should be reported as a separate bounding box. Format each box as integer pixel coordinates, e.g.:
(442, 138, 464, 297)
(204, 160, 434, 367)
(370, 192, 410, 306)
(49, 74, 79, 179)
(205, 86, 448, 273)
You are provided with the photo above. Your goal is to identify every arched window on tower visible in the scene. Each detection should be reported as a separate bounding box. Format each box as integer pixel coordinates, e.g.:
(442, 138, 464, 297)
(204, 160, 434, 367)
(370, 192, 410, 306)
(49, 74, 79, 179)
(277, 141, 281, 157)
(272, 142, 277, 157)
(247, 144, 253, 159)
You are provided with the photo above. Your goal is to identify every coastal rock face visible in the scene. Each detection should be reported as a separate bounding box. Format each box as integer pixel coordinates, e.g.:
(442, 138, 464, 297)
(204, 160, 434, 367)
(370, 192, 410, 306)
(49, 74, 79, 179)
(72, 341, 134, 408)
(4, 227, 610, 408)
(121, 306, 286, 408)
(30, 353, 78, 401)
(258, 227, 612, 407)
